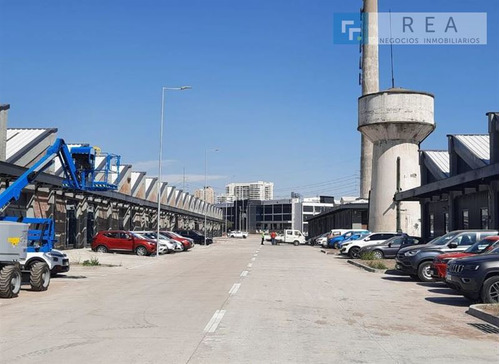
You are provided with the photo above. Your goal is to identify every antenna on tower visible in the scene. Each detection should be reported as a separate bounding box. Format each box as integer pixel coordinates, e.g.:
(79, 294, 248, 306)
(389, 9, 396, 88)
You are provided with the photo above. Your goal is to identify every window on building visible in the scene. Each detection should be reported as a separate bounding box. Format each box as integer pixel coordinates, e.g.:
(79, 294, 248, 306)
(274, 205, 282, 213)
(481, 208, 489, 229)
(283, 214, 292, 221)
(443, 212, 449, 233)
(265, 206, 272, 214)
(314, 206, 322, 213)
(283, 205, 291, 213)
(303, 206, 313, 213)
(462, 210, 469, 229)
(429, 214, 434, 237)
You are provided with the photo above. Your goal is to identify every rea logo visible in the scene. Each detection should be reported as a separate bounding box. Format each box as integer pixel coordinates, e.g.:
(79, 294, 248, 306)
(334, 12, 487, 46)
(333, 13, 363, 44)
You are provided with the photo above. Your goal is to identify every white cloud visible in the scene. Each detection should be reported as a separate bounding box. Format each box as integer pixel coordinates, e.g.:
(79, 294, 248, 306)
(131, 159, 176, 172)
(163, 174, 227, 184)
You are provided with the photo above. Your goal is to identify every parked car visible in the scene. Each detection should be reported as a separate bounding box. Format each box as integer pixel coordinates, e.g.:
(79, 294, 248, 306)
(315, 233, 329, 247)
(229, 231, 248, 239)
(328, 230, 370, 249)
(323, 229, 354, 247)
(161, 231, 194, 251)
(396, 230, 498, 282)
(358, 235, 423, 259)
(431, 236, 499, 281)
(134, 231, 185, 253)
(446, 247, 499, 303)
(174, 230, 213, 245)
(131, 232, 171, 254)
(340, 232, 401, 258)
(91, 230, 157, 256)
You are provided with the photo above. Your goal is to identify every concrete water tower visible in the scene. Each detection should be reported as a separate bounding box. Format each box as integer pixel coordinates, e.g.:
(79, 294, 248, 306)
(358, 89, 435, 235)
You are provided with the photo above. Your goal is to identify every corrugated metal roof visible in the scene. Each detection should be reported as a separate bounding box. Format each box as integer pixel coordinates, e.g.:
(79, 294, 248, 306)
(455, 135, 489, 163)
(425, 151, 450, 175)
(6, 129, 51, 160)
(145, 177, 156, 192)
(130, 172, 142, 188)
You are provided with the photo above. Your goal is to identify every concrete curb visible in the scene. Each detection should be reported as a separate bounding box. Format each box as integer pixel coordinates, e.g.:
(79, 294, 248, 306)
(467, 304, 499, 327)
(320, 249, 336, 255)
(347, 259, 376, 273)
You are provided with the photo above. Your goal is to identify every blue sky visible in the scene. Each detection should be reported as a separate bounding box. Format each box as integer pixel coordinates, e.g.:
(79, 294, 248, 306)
(1, 0, 498, 199)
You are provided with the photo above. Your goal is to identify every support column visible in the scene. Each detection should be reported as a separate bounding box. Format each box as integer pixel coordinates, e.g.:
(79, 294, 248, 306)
(360, 0, 379, 198)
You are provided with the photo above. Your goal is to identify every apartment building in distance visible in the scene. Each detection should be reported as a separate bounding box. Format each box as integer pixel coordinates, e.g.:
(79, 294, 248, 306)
(225, 181, 273, 202)
(194, 186, 216, 204)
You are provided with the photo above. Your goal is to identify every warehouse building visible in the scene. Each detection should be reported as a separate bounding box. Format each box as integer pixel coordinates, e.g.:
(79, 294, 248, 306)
(395, 112, 499, 241)
(0, 104, 224, 249)
(305, 200, 369, 239)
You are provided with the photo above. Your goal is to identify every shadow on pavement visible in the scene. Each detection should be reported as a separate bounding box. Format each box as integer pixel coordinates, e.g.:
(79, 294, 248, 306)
(416, 282, 445, 288)
(427, 288, 461, 296)
(425, 296, 471, 307)
(384, 269, 406, 276)
(53, 275, 88, 280)
(381, 276, 415, 282)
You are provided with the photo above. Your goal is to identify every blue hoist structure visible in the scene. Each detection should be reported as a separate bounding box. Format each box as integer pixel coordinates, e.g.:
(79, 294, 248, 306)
(0, 138, 121, 252)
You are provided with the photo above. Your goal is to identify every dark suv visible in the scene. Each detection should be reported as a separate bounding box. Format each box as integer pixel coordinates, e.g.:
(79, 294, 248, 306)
(446, 248, 499, 303)
(174, 230, 213, 245)
(396, 230, 498, 282)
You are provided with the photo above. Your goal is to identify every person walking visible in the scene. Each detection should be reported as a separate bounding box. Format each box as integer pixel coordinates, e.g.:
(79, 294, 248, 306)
(261, 231, 265, 245)
(270, 231, 277, 245)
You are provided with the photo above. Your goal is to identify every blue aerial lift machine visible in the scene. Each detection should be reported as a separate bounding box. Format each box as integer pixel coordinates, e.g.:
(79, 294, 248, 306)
(0, 138, 120, 298)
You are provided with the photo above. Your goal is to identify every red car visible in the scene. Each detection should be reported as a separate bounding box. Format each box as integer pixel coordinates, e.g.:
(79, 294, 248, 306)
(161, 231, 194, 251)
(91, 230, 157, 256)
(431, 236, 499, 280)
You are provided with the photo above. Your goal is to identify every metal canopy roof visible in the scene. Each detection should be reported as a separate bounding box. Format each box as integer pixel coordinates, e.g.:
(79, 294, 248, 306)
(423, 150, 450, 180)
(6, 128, 57, 164)
(306, 202, 369, 222)
(454, 135, 490, 164)
(395, 163, 498, 201)
(0, 161, 223, 222)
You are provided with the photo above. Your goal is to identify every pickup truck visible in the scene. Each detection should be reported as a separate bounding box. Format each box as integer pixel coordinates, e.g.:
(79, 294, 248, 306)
(282, 230, 306, 246)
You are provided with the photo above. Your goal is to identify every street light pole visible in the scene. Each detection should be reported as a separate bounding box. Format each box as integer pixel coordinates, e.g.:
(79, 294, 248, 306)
(203, 148, 219, 245)
(157, 86, 191, 257)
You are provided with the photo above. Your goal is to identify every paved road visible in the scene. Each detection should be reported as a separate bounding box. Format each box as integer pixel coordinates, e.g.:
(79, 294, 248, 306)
(0, 236, 497, 363)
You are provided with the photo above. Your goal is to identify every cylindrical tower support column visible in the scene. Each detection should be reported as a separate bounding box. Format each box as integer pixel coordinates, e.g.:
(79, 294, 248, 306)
(360, 0, 379, 198)
(359, 89, 435, 236)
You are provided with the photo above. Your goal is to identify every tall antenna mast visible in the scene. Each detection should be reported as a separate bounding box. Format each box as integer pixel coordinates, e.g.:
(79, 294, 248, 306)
(389, 9, 395, 88)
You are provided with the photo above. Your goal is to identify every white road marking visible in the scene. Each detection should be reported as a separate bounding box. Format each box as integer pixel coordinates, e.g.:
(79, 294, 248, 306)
(204, 310, 226, 333)
(251, 257, 256, 261)
(228, 283, 241, 295)
(253, 254, 258, 257)
(247, 263, 253, 268)
(240, 270, 248, 277)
